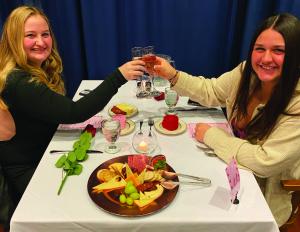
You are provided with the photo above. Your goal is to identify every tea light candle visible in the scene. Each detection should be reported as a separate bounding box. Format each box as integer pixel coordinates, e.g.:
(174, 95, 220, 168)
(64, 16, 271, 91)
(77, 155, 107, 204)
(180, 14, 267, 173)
(138, 141, 148, 152)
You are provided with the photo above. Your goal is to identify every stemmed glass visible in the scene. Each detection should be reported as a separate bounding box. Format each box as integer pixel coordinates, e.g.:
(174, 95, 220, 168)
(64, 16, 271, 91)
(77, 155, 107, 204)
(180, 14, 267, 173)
(141, 46, 161, 97)
(102, 119, 121, 154)
(165, 87, 179, 114)
(131, 47, 150, 98)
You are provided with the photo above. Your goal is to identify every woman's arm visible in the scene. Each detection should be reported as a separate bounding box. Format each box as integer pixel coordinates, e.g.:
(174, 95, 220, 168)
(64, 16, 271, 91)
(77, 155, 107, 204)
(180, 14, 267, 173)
(172, 63, 244, 108)
(204, 110, 300, 177)
(0, 109, 16, 141)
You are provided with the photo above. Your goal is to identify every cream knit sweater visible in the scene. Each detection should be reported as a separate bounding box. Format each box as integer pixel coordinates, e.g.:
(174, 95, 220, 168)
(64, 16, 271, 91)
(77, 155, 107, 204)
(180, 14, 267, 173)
(173, 62, 300, 226)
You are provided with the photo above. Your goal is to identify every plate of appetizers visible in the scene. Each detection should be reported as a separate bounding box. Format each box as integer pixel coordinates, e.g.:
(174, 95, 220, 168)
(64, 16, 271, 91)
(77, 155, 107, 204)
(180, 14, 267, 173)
(87, 154, 178, 216)
(108, 103, 138, 118)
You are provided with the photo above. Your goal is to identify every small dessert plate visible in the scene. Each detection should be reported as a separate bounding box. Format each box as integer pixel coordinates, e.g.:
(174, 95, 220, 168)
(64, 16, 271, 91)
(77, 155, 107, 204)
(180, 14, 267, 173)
(154, 119, 187, 135)
(120, 120, 135, 136)
(108, 104, 138, 118)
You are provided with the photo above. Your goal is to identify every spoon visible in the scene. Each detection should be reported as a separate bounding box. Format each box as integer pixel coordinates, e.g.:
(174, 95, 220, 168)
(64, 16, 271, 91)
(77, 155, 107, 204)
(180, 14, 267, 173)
(148, 118, 154, 136)
(161, 180, 211, 190)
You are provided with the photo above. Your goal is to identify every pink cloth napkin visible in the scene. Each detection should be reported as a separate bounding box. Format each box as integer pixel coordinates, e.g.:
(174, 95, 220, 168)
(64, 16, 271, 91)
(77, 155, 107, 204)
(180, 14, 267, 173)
(58, 115, 102, 130)
(113, 114, 126, 129)
(187, 122, 232, 138)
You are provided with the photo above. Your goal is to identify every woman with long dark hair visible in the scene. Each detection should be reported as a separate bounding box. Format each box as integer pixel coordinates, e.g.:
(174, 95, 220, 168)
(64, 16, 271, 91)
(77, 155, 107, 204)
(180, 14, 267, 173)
(152, 13, 300, 227)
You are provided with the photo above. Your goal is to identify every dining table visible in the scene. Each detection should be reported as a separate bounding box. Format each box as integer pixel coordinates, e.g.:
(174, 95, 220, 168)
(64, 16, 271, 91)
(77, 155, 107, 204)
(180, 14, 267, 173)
(10, 80, 279, 232)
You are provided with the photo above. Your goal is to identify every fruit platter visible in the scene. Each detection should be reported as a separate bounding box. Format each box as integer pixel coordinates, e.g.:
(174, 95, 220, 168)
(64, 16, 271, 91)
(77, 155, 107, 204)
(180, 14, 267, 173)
(87, 154, 179, 216)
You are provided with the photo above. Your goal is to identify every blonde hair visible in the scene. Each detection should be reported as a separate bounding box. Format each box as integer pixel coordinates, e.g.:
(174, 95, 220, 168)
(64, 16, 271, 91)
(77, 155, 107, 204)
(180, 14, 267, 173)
(0, 6, 65, 109)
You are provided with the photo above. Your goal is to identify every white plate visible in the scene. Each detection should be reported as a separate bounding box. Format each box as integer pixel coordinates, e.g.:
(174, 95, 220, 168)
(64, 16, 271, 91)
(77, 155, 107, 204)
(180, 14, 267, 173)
(108, 104, 138, 118)
(154, 119, 187, 135)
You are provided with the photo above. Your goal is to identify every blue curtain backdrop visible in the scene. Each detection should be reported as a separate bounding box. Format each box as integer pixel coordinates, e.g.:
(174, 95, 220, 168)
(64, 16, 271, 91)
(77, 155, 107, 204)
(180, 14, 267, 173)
(1, 0, 300, 97)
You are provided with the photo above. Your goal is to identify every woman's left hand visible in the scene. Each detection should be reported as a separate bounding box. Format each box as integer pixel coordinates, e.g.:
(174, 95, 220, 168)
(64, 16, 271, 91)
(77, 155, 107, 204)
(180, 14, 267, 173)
(119, 60, 146, 80)
(194, 123, 211, 143)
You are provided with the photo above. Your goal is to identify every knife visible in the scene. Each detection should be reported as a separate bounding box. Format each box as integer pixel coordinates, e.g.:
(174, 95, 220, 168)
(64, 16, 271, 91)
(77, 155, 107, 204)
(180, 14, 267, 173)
(50, 149, 103, 154)
(175, 107, 218, 112)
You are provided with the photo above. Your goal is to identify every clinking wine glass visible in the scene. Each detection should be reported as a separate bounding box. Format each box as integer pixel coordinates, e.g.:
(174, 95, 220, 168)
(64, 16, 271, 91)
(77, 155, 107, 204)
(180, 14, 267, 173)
(153, 54, 172, 87)
(141, 46, 161, 97)
(165, 87, 179, 114)
(131, 47, 150, 98)
(102, 119, 121, 154)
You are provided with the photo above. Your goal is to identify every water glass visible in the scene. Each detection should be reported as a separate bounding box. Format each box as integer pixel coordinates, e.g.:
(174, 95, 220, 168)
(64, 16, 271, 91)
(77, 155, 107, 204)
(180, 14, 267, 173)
(102, 119, 121, 154)
(165, 87, 179, 114)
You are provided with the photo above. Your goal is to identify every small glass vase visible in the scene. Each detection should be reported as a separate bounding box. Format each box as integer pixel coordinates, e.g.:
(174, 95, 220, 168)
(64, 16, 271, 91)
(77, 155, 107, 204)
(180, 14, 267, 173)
(132, 130, 158, 155)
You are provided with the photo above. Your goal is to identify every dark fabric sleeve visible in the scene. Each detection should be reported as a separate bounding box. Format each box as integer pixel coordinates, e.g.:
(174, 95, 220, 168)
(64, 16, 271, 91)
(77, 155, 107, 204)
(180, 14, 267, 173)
(4, 69, 127, 124)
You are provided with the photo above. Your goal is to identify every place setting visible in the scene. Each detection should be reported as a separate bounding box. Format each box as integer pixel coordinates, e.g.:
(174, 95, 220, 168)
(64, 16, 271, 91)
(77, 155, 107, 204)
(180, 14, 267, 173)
(107, 102, 139, 136)
(153, 87, 187, 136)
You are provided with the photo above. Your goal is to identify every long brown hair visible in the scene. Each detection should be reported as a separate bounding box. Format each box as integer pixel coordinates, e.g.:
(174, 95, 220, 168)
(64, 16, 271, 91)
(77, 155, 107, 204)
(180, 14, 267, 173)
(232, 13, 300, 142)
(0, 6, 65, 109)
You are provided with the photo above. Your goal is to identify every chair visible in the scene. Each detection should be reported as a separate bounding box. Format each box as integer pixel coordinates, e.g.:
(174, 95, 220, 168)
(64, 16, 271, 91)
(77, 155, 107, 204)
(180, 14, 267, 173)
(280, 180, 300, 232)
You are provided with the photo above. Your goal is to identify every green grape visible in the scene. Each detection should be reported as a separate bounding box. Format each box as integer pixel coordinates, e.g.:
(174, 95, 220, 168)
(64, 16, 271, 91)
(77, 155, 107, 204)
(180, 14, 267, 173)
(119, 194, 126, 204)
(124, 185, 137, 195)
(126, 197, 133, 205)
(129, 192, 140, 200)
(126, 181, 133, 186)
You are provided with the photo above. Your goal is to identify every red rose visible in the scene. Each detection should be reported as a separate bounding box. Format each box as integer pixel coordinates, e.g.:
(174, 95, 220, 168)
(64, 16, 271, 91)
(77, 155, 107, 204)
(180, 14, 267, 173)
(84, 124, 96, 137)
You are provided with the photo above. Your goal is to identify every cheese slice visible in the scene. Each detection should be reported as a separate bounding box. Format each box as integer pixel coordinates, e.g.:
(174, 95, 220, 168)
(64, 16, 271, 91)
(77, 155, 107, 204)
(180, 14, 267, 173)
(116, 103, 134, 115)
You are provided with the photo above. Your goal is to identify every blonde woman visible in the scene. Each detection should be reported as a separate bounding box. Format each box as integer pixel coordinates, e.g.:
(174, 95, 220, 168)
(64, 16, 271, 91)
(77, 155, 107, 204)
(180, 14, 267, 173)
(0, 5, 145, 210)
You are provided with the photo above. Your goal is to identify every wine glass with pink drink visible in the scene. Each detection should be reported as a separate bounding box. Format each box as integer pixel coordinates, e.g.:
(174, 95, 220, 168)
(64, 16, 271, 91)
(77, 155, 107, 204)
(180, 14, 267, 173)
(142, 46, 161, 97)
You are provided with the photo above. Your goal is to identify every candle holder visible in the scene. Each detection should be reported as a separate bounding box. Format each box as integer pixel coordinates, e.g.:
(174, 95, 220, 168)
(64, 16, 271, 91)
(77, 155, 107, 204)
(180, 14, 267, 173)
(132, 130, 158, 154)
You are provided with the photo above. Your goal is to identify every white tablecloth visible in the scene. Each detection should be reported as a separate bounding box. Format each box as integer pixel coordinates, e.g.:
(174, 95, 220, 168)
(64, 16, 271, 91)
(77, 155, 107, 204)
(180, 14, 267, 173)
(10, 80, 279, 232)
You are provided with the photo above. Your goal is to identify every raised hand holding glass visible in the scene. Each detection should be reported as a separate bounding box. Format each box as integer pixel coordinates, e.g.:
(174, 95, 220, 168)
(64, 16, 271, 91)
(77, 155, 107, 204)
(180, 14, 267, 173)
(142, 46, 161, 97)
(131, 47, 150, 98)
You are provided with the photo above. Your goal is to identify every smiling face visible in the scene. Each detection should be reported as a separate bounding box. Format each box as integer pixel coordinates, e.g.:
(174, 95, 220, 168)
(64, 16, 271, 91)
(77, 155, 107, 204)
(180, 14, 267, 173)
(23, 15, 52, 66)
(251, 29, 285, 87)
